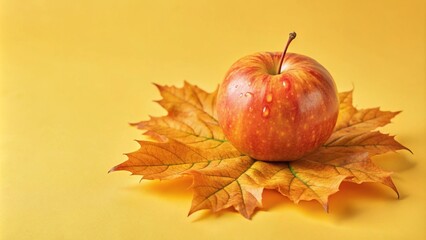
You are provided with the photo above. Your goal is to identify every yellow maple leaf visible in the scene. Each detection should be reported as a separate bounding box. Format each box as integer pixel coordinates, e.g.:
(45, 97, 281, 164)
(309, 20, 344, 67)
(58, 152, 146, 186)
(110, 83, 409, 219)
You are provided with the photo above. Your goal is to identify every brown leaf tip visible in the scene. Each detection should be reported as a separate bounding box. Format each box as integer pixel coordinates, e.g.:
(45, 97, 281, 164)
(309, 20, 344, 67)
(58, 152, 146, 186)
(108, 165, 118, 173)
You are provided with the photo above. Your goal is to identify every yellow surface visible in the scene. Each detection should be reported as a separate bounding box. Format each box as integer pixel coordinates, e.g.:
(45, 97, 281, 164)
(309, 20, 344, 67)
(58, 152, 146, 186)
(1, 0, 425, 239)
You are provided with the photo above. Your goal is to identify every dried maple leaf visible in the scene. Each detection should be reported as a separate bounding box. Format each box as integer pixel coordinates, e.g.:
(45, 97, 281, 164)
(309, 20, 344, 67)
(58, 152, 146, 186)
(110, 83, 409, 219)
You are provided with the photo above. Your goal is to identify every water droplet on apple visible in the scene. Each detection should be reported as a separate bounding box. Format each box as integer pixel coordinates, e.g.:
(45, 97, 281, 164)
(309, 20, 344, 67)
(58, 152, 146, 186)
(282, 80, 287, 88)
(266, 93, 273, 103)
(248, 82, 252, 86)
(249, 106, 253, 112)
(239, 93, 243, 97)
(262, 106, 270, 117)
(244, 92, 253, 97)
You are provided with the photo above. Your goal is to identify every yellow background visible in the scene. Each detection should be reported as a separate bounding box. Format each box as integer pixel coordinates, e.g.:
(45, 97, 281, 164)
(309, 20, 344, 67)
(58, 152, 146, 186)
(1, 0, 425, 239)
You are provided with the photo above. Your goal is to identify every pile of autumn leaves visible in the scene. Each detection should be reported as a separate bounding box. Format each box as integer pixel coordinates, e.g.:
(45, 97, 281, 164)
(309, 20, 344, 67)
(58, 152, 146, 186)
(110, 82, 408, 219)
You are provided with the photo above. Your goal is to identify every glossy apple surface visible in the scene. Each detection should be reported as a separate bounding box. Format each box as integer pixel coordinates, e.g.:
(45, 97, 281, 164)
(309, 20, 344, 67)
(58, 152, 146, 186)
(216, 52, 339, 161)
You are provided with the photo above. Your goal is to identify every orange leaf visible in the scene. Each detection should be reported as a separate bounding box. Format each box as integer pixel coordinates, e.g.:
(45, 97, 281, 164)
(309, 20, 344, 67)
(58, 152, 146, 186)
(263, 159, 347, 212)
(110, 138, 242, 180)
(131, 82, 233, 151)
(110, 83, 410, 219)
(188, 157, 261, 219)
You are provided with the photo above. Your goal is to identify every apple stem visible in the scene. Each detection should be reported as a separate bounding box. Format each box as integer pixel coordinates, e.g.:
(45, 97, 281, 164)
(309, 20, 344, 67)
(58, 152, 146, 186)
(277, 32, 297, 74)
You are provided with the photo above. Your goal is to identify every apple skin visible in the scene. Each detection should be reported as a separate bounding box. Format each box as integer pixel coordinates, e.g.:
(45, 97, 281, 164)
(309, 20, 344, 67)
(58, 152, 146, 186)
(216, 52, 339, 161)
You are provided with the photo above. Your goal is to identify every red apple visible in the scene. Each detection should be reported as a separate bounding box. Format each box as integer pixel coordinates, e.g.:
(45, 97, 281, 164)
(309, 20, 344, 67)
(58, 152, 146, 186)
(216, 33, 339, 161)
